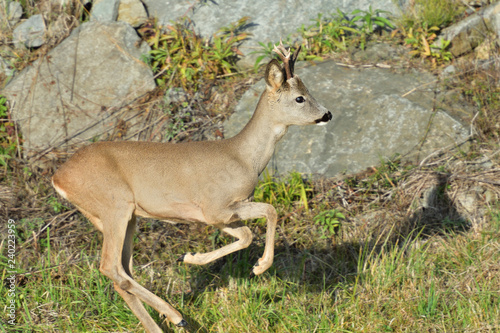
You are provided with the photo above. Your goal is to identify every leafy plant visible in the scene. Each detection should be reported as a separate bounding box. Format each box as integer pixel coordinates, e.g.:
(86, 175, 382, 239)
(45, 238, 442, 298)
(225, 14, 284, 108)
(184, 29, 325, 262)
(395, 0, 464, 66)
(143, 17, 249, 90)
(400, 24, 453, 66)
(430, 38, 453, 62)
(299, 11, 362, 57)
(254, 7, 396, 69)
(351, 6, 395, 34)
(47, 196, 67, 213)
(314, 209, 345, 239)
(402, 25, 438, 55)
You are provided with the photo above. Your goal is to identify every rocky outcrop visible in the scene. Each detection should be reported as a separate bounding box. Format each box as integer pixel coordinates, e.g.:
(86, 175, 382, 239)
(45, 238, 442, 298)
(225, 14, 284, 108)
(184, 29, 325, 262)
(224, 61, 472, 177)
(440, 2, 500, 58)
(141, 0, 401, 68)
(0, 0, 483, 178)
(89, 0, 148, 27)
(2, 21, 155, 157)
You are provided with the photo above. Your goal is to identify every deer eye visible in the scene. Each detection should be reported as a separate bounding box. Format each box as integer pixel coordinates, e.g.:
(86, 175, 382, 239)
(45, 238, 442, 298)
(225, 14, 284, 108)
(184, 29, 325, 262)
(296, 96, 305, 103)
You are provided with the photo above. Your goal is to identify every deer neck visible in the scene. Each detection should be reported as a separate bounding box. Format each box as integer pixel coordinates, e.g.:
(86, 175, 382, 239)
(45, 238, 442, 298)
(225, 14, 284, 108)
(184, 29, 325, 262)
(229, 91, 287, 176)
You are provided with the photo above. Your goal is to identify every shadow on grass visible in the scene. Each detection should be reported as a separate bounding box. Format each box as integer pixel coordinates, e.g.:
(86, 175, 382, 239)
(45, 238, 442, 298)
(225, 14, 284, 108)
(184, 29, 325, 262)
(406, 172, 470, 235)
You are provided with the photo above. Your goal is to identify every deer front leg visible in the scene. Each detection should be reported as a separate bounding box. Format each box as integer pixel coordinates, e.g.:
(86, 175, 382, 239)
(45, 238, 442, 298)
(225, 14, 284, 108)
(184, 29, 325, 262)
(179, 222, 253, 265)
(230, 201, 278, 276)
(180, 202, 277, 276)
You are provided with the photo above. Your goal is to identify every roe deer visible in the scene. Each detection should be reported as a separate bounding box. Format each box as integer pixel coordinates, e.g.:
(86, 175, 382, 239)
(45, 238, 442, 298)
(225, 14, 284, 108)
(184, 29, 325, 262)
(52, 41, 332, 332)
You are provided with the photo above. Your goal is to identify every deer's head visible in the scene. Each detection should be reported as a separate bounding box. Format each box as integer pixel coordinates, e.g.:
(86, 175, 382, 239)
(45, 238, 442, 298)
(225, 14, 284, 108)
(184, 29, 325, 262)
(264, 41, 332, 127)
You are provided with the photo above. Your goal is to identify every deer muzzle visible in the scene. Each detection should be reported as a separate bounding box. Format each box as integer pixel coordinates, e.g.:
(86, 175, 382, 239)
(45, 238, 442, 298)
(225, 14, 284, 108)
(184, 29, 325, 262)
(315, 111, 332, 125)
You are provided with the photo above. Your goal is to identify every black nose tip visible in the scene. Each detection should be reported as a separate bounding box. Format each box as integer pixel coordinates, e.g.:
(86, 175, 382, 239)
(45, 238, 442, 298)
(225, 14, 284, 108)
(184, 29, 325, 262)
(325, 111, 332, 121)
(316, 111, 332, 123)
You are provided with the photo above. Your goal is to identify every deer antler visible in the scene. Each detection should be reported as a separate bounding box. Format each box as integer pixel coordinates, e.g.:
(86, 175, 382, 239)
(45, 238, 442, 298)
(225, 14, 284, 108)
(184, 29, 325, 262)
(273, 39, 301, 80)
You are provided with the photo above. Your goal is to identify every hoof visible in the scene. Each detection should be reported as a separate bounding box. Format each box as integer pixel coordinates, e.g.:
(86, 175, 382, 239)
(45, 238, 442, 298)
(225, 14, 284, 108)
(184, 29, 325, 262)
(249, 260, 262, 279)
(177, 319, 188, 327)
(177, 252, 197, 263)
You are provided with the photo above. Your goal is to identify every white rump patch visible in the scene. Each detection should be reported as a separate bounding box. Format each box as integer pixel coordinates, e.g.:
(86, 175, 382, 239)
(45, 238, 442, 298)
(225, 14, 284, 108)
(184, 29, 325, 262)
(52, 178, 68, 200)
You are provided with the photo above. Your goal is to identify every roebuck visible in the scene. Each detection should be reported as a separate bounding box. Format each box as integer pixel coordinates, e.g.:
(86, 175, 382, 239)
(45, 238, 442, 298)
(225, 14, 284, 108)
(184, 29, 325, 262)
(52, 42, 332, 331)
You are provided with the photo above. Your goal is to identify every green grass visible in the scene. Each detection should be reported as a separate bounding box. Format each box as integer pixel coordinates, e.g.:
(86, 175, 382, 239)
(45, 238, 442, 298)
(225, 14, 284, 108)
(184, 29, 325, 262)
(397, 0, 465, 30)
(2, 192, 499, 332)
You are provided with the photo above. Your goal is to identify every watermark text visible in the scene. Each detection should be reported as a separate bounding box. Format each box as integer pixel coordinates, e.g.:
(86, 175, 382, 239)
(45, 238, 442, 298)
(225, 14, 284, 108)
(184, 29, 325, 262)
(6, 218, 16, 325)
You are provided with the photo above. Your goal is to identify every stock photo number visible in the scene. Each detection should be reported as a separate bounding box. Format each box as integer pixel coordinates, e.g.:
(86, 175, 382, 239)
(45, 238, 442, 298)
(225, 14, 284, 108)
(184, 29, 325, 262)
(6, 218, 16, 325)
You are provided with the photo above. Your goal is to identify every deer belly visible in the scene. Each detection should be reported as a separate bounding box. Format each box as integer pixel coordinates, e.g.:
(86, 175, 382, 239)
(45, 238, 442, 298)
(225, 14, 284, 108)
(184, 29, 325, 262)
(134, 199, 207, 223)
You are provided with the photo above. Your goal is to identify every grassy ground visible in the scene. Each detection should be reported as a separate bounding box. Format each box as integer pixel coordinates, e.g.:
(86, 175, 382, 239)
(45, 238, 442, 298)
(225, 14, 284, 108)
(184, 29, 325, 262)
(1, 147, 499, 332)
(1, 1, 500, 332)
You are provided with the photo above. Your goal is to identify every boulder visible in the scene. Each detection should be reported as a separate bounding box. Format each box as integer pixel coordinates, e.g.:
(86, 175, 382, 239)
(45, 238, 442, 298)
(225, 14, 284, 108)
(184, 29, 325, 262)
(3, 21, 155, 157)
(224, 60, 471, 177)
(90, 0, 120, 22)
(13, 14, 46, 48)
(117, 0, 148, 28)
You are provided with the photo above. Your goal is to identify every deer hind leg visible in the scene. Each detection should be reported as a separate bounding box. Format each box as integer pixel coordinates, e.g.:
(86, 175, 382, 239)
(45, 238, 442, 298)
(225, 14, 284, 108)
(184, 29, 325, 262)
(180, 202, 277, 276)
(99, 203, 186, 330)
(179, 221, 253, 265)
(112, 215, 163, 333)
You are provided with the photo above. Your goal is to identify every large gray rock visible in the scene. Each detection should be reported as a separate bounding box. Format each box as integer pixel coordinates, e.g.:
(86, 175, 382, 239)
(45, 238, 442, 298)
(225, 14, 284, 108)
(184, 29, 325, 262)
(224, 61, 471, 177)
(141, 0, 401, 68)
(440, 2, 500, 57)
(3, 21, 155, 157)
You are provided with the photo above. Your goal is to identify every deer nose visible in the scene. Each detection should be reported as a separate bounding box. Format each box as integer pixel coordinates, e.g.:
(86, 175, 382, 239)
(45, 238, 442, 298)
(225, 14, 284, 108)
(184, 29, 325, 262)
(315, 111, 332, 124)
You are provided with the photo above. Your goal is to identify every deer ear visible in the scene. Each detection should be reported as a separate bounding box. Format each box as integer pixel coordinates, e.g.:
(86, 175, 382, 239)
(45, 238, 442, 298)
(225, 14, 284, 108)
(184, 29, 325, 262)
(265, 59, 285, 91)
